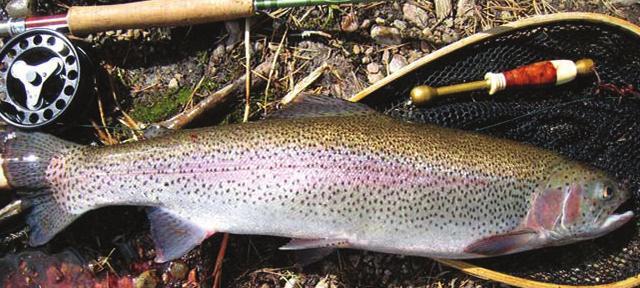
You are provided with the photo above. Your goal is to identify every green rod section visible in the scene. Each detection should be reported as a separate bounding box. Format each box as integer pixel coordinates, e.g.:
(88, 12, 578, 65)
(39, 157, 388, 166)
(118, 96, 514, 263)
(255, 0, 372, 9)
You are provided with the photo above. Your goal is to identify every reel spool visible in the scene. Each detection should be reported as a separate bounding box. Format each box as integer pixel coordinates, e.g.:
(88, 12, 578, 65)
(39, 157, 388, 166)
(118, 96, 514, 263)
(0, 28, 91, 129)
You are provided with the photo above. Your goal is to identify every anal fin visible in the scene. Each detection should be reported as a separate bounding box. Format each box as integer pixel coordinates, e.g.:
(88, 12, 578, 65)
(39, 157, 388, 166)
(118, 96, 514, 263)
(280, 238, 349, 267)
(279, 238, 350, 250)
(24, 190, 79, 246)
(147, 208, 213, 262)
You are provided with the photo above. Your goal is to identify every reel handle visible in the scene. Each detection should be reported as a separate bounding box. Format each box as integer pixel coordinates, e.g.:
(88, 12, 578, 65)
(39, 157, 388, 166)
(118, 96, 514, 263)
(67, 0, 254, 35)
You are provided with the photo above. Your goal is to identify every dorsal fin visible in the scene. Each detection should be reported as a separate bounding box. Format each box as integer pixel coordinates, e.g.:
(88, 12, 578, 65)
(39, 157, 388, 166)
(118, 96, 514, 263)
(269, 95, 376, 119)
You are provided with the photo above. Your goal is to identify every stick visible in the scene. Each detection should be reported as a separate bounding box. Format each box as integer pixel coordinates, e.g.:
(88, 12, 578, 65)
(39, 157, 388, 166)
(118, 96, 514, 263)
(280, 63, 329, 105)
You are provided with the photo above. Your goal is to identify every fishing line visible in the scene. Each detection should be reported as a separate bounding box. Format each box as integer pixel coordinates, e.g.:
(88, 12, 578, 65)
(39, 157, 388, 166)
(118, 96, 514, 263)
(475, 96, 600, 132)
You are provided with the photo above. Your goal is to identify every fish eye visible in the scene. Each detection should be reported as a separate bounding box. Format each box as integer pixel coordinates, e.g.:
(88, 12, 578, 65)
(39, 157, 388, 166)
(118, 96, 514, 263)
(602, 185, 615, 200)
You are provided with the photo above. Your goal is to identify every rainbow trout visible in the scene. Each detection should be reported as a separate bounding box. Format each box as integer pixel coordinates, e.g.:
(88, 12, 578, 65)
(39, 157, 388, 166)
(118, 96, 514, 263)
(1, 96, 633, 262)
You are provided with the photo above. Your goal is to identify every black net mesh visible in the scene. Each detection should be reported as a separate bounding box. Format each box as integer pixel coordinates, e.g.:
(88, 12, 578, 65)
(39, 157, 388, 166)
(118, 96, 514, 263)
(360, 20, 640, 285)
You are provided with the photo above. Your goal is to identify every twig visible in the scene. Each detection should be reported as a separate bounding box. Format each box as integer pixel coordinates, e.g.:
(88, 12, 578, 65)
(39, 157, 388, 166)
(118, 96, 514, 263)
(281, 63, 329, 105)
(264, 28, 289, 110)
(243, 18, 252, 123)
(184, 76, 207, 110)
(95, 91, 115, 145)
(212, 229, 230, 288)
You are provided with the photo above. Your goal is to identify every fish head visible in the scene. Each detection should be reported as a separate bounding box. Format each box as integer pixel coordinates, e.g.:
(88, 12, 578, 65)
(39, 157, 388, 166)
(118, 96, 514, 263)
(530, 162, 634, 245)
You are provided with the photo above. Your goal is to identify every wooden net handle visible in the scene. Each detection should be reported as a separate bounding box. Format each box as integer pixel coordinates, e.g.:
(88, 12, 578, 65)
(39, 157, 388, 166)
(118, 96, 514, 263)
(67, 0, 254, 35)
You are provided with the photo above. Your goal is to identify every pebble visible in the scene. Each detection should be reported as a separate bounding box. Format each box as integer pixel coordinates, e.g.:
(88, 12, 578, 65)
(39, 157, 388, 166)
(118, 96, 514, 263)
(442, 30, 460, 44)
(167, 261, 188, 280)
(168, 78, 179, 89)
(393, 20, 408, 31)
(366, 63, 384, 83)
(360, 19, 372, 29)
(371, 26, 402, 45)
(402, 3, 429, 28)
(210, 44, 226, 65)
(6, 0, 34, 17)
(422, 28, 433, 38)
(341, 13, 359, 32)
(361, 56, 371, 64)
(364, 47, 374, 56)
(367, 62, 381, 74)
(352, 44, 361, 55)
(134, 270, 158, 288)
(389, 54, 408, 74)
(375, 17, 386, 25)
(367, 72, 384, 84)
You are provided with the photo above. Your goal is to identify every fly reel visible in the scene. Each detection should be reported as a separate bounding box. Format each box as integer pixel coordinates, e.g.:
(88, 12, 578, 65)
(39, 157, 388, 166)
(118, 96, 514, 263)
(0, 28, 92, 129)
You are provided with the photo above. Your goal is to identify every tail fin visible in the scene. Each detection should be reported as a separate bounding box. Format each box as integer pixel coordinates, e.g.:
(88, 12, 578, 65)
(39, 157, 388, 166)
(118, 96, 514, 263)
(1, 130, 79, 188)
(0, 131, 81, 246)
(24, 190, 78, 246)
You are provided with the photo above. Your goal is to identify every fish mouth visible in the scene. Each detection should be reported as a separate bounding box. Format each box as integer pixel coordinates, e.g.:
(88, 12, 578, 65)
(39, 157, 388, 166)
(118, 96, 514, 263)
(601, 201, 635, 231)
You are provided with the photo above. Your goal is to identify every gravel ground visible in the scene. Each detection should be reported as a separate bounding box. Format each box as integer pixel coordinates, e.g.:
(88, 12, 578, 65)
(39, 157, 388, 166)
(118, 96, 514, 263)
(1, 0, 640, 287)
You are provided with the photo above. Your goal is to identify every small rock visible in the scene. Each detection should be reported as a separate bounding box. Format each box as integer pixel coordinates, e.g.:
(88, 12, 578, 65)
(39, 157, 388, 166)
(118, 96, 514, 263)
(389, 54, 408, 74)
(403, 3, 429, 28)
(364, 47, 374, 56)
(168, 261, 188, 280)
(168, 78, 179, 89)
(422, 28, 433, 38)
(361, 56, 371, 64)
(5, 0, 34, 17)
(407, 50, 423, 63)
(500, 11, 513, 21)
(375, 17, 386, 25)
(367, 63, 384, 83)
(371, 26, 402, 46)
(442, 30, 460, 44)
(254, 41, 264, 52)
(212, 44, 225, 61)
(420, 41, 431, 52)
(340, 13, 359, 32)
(444, 18, 454, 28)
(135, 270, 158, 288)
(352, 45, 361, 55)
(360, 19, 372, 29)
(284, 276, 300, 288)
(367, 63, 380, 74)
(367, 72, 384, 84)
(393, 20, 408, 31)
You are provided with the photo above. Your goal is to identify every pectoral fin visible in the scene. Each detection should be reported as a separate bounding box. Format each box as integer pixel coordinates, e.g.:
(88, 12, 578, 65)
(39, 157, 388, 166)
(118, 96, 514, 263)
(147, 208, 213, 262)
(464, 230, 537, 256)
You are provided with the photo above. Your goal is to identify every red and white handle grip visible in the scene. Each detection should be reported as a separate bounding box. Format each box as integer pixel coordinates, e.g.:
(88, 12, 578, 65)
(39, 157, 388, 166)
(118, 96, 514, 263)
(410, 59, 595, 105)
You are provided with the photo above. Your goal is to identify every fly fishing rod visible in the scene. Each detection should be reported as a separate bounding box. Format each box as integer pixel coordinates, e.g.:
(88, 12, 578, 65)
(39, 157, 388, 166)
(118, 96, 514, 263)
(0, 0, 371, 37)
(0, 0, 371, 129)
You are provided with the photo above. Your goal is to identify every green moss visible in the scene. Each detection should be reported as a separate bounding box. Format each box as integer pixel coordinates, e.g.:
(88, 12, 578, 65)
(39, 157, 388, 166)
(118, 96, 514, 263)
(131, 87, 192, 123)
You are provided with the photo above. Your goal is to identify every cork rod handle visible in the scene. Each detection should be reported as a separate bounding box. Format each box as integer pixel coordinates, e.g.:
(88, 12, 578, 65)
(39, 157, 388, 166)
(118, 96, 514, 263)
(67, 0, 254, 35)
